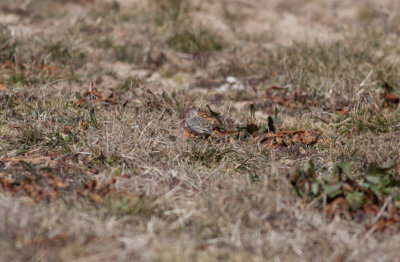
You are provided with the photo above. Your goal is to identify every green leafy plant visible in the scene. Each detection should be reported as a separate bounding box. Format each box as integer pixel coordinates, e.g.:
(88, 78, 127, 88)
(290, 160, 400, 211)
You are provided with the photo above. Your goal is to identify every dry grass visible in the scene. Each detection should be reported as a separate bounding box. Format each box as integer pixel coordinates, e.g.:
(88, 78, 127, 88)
(1, 0, 400, 261)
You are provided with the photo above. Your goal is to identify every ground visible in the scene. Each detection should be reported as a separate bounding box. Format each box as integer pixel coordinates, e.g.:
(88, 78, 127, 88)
(1, 0, 400, 261)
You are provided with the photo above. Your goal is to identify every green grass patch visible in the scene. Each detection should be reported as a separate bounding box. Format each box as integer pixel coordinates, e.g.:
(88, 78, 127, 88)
(167, 27, 225, 54)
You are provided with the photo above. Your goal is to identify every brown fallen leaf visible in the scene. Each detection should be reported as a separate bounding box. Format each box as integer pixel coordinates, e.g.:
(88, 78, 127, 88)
(63, 125, 74, 133)
(383, 92, 400, 104)
(197, 243, 208, 250)
(80, 120, 88, 130)
(0, 177, 15, 189)
(300, 130, 318, 145)
(375, 219, 387, 232)
(291, 133, 301, 143)
(77, 97, 87, 106)
(42, 65, 60, 74)
(0, 155, 55, 166)
(0, 83, 8, 91)
(259, 130, 318, 147)
(89, 192, 104, 204)
(198, 111, 217, 125)
(96, 178, 116, 196)
(82, 90, 103, 98)
(213, 129, 225, 137)
(13, 97, 22, 104)
(272, 96, 286, 105)
(326, 197, 349, 219)
(335, 107, 350, 116)
(7, 123, 20, 129)
(33, 190, 44, 202)
(79, 89, 118, 105)
(182, 126, 192, 140)
(2, 60, 13, 68)
(51, 178, 69, 188)
(23, 184, 35, 194)
(275, 136, 283, 145)
(85, 179, 97, 191)
(333, 252, 347, 262)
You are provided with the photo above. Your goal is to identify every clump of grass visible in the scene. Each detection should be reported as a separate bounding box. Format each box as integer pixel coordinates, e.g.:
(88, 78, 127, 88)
(149, 0, 227, 54)
(272, 34, 398, 93)
(113, 44, 145, 64)
(44, 40, 87, 71)
(0, 25, 16, 62)
(105, 194, 158, 219)
(16, 125, 44, 153)
(336, 104, 400, 135)
(167, 26, 225, 54)
(185, 143, 230, 167)
(151, 0, 186, 25)
(221, 2, 248, 27)
(0, 36, 87, 86)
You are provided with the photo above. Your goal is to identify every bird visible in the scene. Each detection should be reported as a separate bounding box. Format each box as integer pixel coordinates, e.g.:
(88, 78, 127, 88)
(185, 108, 218, 138)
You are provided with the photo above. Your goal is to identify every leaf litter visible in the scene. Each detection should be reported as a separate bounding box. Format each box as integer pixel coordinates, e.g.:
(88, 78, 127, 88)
(0, 155, 116, 204)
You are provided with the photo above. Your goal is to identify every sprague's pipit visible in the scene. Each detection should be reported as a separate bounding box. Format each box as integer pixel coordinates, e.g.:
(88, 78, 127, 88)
(185, 108, 218, 138)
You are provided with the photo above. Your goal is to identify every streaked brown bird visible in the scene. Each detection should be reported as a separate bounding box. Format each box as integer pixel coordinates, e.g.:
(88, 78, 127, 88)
(185, 109, 218, 137)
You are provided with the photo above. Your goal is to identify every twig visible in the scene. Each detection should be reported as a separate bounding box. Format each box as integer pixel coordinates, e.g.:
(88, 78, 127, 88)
(224, 101, 232, 122)
(364, 196, 392, 238)
(359, 69, 373, 87)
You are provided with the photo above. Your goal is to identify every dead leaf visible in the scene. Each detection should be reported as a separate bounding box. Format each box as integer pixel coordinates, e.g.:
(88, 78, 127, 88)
(182, 126, 192, 140)
(85, 179, 97, 191)
(300, 131, 318, 145)
(96, 178, 116, 196)
(0, 83, 8, 91)
(272, 96, 286, 105)
(52, 178, 69, 188)
(0, 177, 15, 189)
(89, 193, 104, 204)
(375, 219, 386, 232)
(23, 184, 35, 194)
(197, 243, 208, 250)
(13, 97, 21, 104)
(298, 147, 306, 154)
(63, 125, 74, 133)
(363, 204, 380, 216)
(383, 92, 400, 104)
(342, 183, 354, 192)
(259, 130, 318, 147)
(335, 107, 350, 116)
(275, 136, 283, 145)
(42, 65, 60, 74)
(77, 97, 87, 106)
(83, 90, 103, 98)
(7, 123, 20, 129)
(213, 129, 224, 137)
(2, 60, 13, 68)
(291, 133, 301, 143)
(0, 155, 55, 167)
(326, 197, 349, 218)
(79, 89, 118, 105)
(33, 190, 44, 202)
(333, 252, 347, 262)
(198, 111, 217, 125)
(80, 120, 88, 130)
